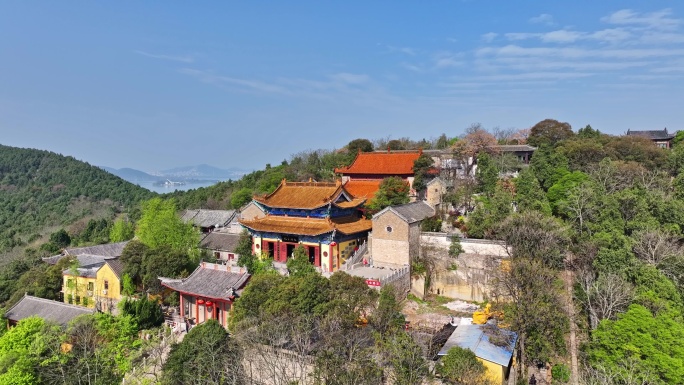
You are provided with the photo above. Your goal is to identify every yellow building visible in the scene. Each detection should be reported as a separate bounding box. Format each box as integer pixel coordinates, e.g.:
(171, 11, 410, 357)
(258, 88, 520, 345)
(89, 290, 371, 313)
(62, 255, 124, 313)
(438, 324, 518, 385)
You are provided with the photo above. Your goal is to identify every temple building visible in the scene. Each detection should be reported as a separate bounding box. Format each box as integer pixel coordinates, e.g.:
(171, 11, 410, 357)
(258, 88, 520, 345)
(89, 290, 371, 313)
(335, 150, 423, 199)
(239, 179, 372, 273)
(160, 262, 250, 329)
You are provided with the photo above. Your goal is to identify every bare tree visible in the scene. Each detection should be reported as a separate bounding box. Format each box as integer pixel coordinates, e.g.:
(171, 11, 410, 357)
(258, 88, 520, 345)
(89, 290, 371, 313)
(560, 181, 597, 236)
(632, 229, 682, 266)
(580, 359, 658, 385)
(576, 270, 634, 330)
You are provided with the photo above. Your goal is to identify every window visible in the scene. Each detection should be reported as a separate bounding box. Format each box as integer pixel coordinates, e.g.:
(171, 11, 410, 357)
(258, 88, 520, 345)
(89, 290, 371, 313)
(87, 282, 94, 291)
(104, 280, 109, 290)
(386, 226, 393, 233)
(214, 251, 220, 259)
(75, 296, 81, 304)
(67, 279, 74, 289)
(228, 253, 235, 260)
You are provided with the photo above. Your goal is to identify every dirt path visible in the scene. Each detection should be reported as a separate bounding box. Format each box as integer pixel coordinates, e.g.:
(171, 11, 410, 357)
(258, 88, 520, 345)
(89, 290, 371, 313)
(563, 269, 579, 385)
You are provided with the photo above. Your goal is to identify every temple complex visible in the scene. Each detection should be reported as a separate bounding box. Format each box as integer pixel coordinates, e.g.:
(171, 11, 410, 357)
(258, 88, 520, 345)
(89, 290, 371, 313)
(239, 179, 372, 272)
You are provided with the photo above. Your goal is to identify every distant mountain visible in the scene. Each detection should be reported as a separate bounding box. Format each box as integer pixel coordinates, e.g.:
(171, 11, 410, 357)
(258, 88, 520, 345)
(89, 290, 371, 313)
(101, 167, 162, 182)
(155, 164, 247, 180)
(0, 144, 155, 255)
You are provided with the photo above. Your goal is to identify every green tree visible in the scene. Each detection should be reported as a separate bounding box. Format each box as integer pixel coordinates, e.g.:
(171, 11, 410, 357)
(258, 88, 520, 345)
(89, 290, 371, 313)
(367, 176, 410, 213)
(412, 153, 435, 193)
(383, 332, 429, 385)
(136, 197, 199, 252)
(286, 245, 317, 277)
(449, 235, 464, 258)
(162, 320, 244, 385)
(476, 152, 498, 196)
(109, 217, 134, 242)
(346, 138, 374, 154)
(370, 285, 405, 336)
(514, 168, 551, 215)
(437, 346, 487, 385)
(119, 296, 164, 330)
(230, 187, 253, 209)
(49, 229, 71, 249)
(587, 304, 684, 385)
(577, 124, 601, 139)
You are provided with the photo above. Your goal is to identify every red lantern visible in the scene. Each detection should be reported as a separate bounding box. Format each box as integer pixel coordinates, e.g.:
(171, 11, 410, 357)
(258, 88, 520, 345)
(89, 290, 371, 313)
(330, 242, 337, 246)
(197, 299, 205, 305)
(205, 301, 213, 307)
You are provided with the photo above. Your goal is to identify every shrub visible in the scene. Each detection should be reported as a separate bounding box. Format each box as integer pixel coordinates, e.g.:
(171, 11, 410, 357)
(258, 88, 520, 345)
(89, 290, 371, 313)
(552, 363, 570, 383)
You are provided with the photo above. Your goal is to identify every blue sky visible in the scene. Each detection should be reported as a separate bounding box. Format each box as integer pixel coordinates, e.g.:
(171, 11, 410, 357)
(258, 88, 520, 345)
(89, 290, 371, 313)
(2, 2, 683, 172)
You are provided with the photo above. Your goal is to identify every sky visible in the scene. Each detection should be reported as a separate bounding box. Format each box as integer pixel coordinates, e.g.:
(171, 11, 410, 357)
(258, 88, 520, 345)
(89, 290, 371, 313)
(1, 2, 684, 172)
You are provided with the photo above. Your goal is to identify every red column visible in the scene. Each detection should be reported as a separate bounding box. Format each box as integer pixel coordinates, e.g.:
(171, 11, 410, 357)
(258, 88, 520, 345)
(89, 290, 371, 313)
(314, 246, 320, 267)
(180, 295, 184, 317)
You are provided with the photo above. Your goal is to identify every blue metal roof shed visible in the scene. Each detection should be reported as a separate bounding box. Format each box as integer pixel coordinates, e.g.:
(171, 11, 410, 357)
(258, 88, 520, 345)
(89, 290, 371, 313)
(438, 324, 518, 367)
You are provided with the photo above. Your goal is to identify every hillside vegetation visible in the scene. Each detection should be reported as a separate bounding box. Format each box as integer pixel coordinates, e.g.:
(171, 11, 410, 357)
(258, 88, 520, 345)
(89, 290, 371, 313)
(0, 144, 154, 258)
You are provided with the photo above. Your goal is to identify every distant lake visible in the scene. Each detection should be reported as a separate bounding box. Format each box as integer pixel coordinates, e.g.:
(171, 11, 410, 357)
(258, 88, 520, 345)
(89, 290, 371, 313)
(136, 180, 224, 194)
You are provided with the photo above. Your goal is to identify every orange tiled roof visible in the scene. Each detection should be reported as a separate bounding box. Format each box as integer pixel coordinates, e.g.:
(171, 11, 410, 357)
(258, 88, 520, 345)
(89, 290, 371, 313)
(239, 216, 372, 236)
(335, 151, 421, 175)
(344, 179, 383, 199)
(253, 179, 363, 209)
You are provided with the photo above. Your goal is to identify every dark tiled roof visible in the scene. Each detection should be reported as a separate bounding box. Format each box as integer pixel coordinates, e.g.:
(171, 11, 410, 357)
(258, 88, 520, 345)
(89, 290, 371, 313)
(199, 232, 241, 252)
(161, 263, 250, 300)
(240, 215, 372, 236)
(335, 151, 421, 175)
(181, 209, 236, 228)
(62, 254, 108, 278)
(375, 201, 435, 224)
(105, 259, 125, 279)
(626, 129, 676, 141)
(5, 295, 95, 326)
(491, 144, 537, 152)
(43, 241, 129, 265)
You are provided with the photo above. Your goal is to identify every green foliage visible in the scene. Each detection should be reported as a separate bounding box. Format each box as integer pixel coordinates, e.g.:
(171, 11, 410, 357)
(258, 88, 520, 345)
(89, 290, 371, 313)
(230, 187, 253, 209)
(588, 304, 684, 385)
(367, 176, 410, 213)
(467, 184, 513, 238)
(497, 211, 569, 269)
(547, 171, 588, 212)
(135, 197, 199, 252)
(577, 124, 601, 139)
(383, 331, 428, 385)
(121, 273, 135, 296)
(437, 346, 486, 385)
(49, 229, 71, 249)
(370, 286, 406, 335)
(514, 168, 551, 215)
(449, 236, 464, 258)
(109, 217, 134, 242)
(162, 320, 243, 385)
(120, 240, 195, 294)
(552, 363, 571, 383)
(346, 138, 374, 154)
(412, 153, 435, 192)
(530, 145, 570, 190)
(119, 296, 164, 330)
(420, 215, 442, 232)
(286, 245, 317, 277)
(476, 152, 498, 196)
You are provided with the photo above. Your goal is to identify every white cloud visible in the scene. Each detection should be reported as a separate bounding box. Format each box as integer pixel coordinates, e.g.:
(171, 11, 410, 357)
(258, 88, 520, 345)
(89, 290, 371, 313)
(529, 14, 555, 26)
(541, 30, 585, 43)
(481, 32, 498, 43)
(602, 9, 681, 30)
(590, 28, 632, 44)
(433, 52, 465, 69)
(135, 50, 194, 63)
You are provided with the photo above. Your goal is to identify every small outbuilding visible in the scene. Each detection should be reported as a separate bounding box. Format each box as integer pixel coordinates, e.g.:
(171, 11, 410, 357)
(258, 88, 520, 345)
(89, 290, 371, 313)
(438, 324, 518, 385)
(160, 262, 251, 329)
(5, 294, 95, 327)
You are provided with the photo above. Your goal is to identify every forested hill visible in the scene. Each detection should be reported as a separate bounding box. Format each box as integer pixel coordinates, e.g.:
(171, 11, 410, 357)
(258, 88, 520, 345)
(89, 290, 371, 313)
(0, 144, 154, 254)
